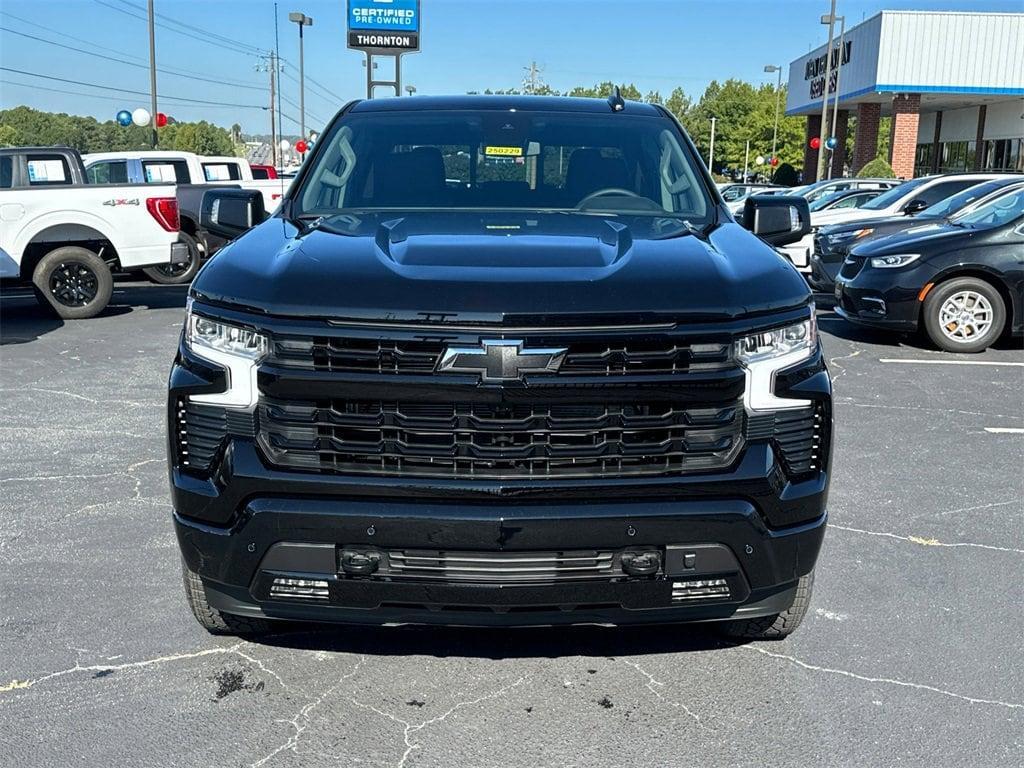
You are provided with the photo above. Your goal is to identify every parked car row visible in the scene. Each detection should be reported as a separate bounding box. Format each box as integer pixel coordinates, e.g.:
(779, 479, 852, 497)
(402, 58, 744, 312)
(755, 173, 1023, 353)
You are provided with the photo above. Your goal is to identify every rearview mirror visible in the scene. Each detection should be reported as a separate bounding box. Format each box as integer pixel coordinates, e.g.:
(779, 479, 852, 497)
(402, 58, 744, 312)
(903, 198, 928, 216)
(740, 194, 811, 246)
(200, 188, 266, 240)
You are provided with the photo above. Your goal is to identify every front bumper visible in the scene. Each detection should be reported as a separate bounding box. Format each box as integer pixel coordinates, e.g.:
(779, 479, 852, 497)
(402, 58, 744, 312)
(834, 260, 923, 332)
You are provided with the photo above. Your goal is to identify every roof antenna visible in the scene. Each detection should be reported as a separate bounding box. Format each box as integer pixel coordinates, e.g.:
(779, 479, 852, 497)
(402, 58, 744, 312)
(608, 86, 625, 112)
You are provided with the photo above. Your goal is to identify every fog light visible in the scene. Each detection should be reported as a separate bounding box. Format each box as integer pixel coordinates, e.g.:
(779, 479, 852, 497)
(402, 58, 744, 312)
(270, 577, 330, 600)
(671, 577, 730, 602)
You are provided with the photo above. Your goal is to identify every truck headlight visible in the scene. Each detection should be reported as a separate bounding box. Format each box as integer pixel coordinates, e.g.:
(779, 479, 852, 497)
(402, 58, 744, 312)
(185, 302, 267, 409)
(869, 253, 919, 269)
(736, 316, 816, 411)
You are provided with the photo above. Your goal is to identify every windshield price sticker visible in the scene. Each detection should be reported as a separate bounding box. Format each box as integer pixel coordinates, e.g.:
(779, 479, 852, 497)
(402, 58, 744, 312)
(485, 146, 523, 157)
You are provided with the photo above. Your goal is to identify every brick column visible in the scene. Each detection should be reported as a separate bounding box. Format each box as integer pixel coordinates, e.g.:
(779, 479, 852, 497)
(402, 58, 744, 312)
(890, 93, 921, 179)
(973, 105, 987, 170)
(803, 114, 821, 182)
(829, 110, 849, 178)
(851, 102, 880, 174)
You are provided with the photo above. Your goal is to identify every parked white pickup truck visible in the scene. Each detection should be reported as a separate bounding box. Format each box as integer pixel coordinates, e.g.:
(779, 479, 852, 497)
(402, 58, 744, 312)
(82, 150, 286, 215)
(1, 146, 185, 319)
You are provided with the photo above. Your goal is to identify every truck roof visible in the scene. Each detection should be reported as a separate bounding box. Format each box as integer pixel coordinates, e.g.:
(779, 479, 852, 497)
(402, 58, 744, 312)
(82, 150, 199, 162)
(349, 94, 664, 116)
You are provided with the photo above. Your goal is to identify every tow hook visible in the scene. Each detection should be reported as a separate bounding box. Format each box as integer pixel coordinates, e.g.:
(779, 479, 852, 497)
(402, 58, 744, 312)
(621, 550, 662, 576)
(340, 550, 380, 576)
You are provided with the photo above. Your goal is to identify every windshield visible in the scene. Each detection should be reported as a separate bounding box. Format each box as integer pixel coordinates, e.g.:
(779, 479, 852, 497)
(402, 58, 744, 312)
(951, 185, 1024, 228)
(294, 109, 712, 228)
(859, 178, 920, 210)
(921, 180, 1016, 218)
(809, 191, 850, 211)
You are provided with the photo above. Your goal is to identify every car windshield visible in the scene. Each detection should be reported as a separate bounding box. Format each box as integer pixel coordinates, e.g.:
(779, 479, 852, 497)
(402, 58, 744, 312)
(809, 191, 850, 211)
(950, 185, 1024, 228)
(920, 180, 1017, 218)
(859, 178, 921, 210)
(294, 108, 713, 229)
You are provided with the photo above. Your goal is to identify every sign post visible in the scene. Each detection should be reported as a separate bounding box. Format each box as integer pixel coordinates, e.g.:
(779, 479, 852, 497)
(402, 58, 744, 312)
(347, 0, 421, 98)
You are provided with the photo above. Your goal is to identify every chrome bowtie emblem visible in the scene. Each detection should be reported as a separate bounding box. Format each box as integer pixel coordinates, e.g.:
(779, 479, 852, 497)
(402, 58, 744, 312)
(437, 339, 567, 382)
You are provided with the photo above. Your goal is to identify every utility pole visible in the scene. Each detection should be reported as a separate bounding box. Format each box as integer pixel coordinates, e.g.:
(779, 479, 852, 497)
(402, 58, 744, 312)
(763, 64, 783, 164)
(708, 116, 717, 173)
(256, 55, 278, 166)
(816, 0, 837, 182)
(523, 61, 542, 94)
(147, 0, 158, 147)
(288, 12, 313, 142)
(743, 140, 750, 183)
(828, 15, 846, 179)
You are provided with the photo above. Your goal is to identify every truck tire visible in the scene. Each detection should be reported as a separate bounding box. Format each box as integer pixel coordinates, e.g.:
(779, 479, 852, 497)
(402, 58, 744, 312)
(718, 570, 814, 641)
(181, 559, 272, 636)
(32, 246, 113, 320)
(922, 277, 1006, 353)
(142, 232, 201, 285)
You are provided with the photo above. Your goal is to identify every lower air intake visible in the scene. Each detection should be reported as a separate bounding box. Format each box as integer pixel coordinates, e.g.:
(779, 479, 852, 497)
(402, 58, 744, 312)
(671, 578, 730, 602)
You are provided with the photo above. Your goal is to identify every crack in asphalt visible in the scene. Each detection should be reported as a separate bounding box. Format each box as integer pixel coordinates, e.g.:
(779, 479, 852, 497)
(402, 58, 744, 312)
(619, 658, 703, 726)
(829, 523, 1024, 554)
(746, 646, 1024, 710)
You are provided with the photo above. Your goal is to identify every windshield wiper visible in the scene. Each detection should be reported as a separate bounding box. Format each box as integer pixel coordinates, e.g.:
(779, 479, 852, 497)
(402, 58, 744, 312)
(652, 219, 711, 242)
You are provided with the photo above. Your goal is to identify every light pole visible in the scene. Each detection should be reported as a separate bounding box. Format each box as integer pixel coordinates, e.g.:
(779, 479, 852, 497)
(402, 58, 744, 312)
(708, 116, 717, 174)
(405, 84, 417, 97)
(763, 64, 783, 166)
(816, 1, 838, 182)
(828, 15, 846, 179)
(147, 0, 158, 147)
(288, 12, 313, 141)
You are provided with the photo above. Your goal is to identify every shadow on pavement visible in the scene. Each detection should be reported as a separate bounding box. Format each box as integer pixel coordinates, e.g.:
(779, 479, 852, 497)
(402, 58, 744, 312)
(250, 621, 734, 659)
(0, 282, 189, 345)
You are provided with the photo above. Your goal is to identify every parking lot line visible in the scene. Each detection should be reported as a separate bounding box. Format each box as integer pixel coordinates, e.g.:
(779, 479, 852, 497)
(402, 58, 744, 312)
(878, 358, 1024, 367)
(984, 427, 1024, 434)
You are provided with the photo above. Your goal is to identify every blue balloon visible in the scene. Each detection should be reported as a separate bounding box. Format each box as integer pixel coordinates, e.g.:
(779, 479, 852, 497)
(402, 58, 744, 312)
(825, 136, 838, 150)
(116, 110, 132, 127)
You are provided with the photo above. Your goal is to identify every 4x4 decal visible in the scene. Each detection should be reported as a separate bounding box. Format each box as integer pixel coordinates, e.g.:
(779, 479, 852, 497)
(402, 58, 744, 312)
(102, 198, 140, 207)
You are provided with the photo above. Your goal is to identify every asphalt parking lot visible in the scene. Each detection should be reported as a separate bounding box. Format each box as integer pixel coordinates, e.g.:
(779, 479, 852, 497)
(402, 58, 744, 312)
(1, 283, 1021, 768)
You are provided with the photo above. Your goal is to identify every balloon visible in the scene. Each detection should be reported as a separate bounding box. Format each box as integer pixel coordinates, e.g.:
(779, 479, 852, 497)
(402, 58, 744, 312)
(825, 136, 838, 150)
(131, 107, 150, 127)
(809, 136, 821, 150)
(155, 112, 168, 128)
(116, 110, 132, 126)
(770, 156, 779, 167)
(755, 155, 765, 165)
(279, 139, 291, 151)
(295, 139, 308, 154)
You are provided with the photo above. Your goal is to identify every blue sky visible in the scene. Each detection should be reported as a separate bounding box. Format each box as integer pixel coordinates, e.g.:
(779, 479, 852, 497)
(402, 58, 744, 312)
(1, 0, 1019, 135)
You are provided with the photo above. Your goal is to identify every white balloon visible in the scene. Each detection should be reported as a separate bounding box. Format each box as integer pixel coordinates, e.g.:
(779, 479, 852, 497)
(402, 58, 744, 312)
(279, 139, 291, 151)
(755, 155, 765, 165)
(131, 107, 151, 127)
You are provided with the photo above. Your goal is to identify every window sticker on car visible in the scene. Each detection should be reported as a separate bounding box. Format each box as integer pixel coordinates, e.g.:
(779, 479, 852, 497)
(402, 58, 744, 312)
(203, 164, 232, 181)
(144, 164, 177, 183)
(27, 159, 67, 182)
(484, 146, 523, 157)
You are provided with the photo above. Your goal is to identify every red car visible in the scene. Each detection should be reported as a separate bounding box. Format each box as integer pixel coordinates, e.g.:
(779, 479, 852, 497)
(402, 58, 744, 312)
(249, 164, 278, 180)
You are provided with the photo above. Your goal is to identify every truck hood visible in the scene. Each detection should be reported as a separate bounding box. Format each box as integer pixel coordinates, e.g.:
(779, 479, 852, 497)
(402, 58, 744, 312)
(192, 213, 810, 323)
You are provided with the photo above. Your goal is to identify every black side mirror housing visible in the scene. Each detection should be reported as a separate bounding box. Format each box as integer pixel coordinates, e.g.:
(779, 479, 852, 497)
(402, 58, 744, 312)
(903, 198, 928, 215)
(741, 194, 811, 246)
(200, 188, 266, 240)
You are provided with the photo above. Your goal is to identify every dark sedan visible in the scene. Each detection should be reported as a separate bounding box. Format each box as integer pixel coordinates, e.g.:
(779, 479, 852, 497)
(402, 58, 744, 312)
(834, 182, 1024, 352)
(809, 176, 1024, 293)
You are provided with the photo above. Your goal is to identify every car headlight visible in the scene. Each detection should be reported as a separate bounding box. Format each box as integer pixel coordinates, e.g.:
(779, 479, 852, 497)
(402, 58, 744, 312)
(185, 302, 267, 408)
(735, 316, 817, 411)
(869, 253, 919, 269)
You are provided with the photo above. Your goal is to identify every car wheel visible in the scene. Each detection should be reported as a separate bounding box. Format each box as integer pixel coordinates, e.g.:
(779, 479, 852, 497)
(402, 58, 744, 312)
(717, 570, 814, 641)
(922, 277, 1006, 353)
(142, 232, 201, 285)
(181, 559, 272, 636)
(32, 246, 114, 320)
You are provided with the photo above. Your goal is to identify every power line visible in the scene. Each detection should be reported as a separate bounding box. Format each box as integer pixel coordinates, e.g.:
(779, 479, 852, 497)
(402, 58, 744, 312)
(0, 78, 258, 111)
(0, 66, 267, 110)
(110, 0, 267, 55)
(0, 25, 267, 92)
(0, 12, 268, 91)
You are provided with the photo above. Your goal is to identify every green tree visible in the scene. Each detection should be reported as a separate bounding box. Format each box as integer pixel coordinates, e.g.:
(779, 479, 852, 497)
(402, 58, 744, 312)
(0, 124, 21, 147)
(857, 156, 895, 178)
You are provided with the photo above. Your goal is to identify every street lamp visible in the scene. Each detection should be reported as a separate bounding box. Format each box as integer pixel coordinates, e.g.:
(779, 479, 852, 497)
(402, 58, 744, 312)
(764, 64, 783, 169)
(828, 15, 846, 179)
(816, 2, 838, 182)
(708, 115, 717, 173)
(405, 84, 417, 97)
(288, 11, 313, 141)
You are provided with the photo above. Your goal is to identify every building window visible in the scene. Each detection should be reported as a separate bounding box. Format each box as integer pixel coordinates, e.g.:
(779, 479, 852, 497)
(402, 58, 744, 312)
(983, 139, 1024, 172)
(914, 143, 934, 176)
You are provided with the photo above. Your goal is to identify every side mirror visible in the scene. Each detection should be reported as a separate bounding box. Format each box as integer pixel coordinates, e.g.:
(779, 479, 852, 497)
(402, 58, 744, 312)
(903, 198, 928, 216)
(741, 194, 811, 246)
(200, 188, 266, 240)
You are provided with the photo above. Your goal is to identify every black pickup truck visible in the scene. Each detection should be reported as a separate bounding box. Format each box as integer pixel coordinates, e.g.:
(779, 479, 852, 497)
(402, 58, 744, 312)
(169, 95, 831, 640)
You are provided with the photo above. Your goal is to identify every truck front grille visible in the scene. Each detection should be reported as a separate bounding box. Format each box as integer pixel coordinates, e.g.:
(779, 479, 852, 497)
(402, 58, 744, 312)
(257, 398, 744, 479)
(379, 549, 617, 583)
(839, 256, 866, 280)
(269, 336, 732, 376)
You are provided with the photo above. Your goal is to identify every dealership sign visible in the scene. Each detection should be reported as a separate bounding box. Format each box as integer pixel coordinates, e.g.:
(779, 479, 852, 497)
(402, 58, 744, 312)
(805, 40, 852, 100)
(347, 0, 420, 52)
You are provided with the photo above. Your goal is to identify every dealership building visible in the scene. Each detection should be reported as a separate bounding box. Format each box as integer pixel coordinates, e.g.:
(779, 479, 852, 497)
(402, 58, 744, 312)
(785, 10, 1023, 180)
